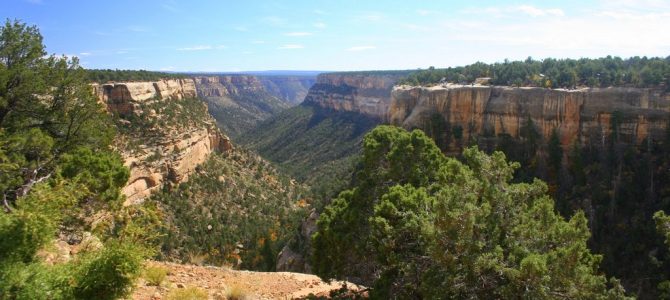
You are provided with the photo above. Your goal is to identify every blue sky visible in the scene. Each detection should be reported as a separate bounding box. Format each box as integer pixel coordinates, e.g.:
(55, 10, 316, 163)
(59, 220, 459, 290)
(3, 0, 669, 72)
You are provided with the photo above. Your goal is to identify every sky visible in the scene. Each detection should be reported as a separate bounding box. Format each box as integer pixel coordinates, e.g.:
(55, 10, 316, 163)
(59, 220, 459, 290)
(3, 0, 670, 72)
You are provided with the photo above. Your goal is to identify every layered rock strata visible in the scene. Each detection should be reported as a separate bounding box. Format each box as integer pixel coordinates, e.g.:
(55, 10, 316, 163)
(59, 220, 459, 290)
(390, 84, 670, 146)
(94, 79, 231, 204)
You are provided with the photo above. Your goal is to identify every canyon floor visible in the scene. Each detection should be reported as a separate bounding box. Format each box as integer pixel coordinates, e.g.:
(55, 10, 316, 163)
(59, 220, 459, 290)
(131, 261, 363, 300)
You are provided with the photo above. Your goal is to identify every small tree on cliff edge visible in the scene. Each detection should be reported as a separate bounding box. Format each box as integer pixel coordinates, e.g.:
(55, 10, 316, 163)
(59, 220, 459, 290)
(312, 125, 632, 299)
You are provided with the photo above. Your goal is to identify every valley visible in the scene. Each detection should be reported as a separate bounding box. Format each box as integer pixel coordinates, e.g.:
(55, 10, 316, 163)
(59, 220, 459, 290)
(1, 8, 670, 299)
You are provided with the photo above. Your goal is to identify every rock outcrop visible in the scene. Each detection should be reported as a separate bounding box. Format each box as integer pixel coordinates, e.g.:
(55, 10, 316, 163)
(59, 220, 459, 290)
(92, 78, 197, 115)
(303, 73, 405, 118)
(95, 79, 231, 204)
(390, 84, 670, 147)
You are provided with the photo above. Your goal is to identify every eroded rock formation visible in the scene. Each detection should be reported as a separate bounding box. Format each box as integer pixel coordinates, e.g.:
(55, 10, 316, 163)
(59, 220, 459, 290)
(93, 79, 197, 115)
(94, 79, 231, 204)
(303, 73, 404, 118)
(390, 84, 670, 147)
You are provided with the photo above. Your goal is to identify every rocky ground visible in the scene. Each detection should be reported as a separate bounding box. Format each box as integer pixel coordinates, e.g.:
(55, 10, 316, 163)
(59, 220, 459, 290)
(131, 261, 363, 299)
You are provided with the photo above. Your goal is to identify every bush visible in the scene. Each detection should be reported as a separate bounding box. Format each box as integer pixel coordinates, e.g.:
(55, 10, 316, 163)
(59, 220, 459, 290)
(167, 286, 208, 300)
(144, 265, 169, 286)
(72, 243, 144, 300)
(225, 284, 249, 300)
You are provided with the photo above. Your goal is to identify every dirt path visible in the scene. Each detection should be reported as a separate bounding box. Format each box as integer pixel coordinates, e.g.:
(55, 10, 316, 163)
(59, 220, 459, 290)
(131, 261, 362, 299)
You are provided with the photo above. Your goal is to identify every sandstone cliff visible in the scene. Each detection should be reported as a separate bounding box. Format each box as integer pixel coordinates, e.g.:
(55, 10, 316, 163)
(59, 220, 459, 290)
(92, 78, 197, 115)
(95, 79, 231, 204)
(303, 73, 405, 118)
(390, 84, 670, 147)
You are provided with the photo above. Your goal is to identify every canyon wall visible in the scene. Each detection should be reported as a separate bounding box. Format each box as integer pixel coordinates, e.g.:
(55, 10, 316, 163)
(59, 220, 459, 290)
(94, 79, 231, 204)
(93, 78, 197, 115)
(303, 73, 669, 147)
(303, 73, 405, 118)
(194, 75, 267, 99)
(390, 84, 670, 147)
(259, 76, 316, 105)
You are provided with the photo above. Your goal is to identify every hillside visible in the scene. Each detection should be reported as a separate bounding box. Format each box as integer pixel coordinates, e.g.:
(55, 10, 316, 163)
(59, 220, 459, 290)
(239, 103, 380, 201)
(193, 75, 291, 140)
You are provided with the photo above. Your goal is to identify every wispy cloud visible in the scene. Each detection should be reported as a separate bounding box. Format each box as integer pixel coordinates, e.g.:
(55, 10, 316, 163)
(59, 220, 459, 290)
(116, 50, 128, 54)
(177, 45, 212, 51)
(79, 52, 91, 56)
(346, 46, 376, 51)
(234, 26, 249, 32)
(462, 5, 564, 18)
(126, 26, 150, 33)
(25, 0, 42, 4)
(161, 0, 178, 12)
(358, 13, 383, 22)
(278, 44, 304, 50)
(313, 9, 326, 15)
(251, 40, 266, 44)
(313, 22, 327, 29)
(176, 45, 227, 51)
(262, 16, 287, 26)
(416, 9, 438, 16)
(160, 66, 175, 71)
(283, 32, 313, 36)
(516, 5, 564, 17)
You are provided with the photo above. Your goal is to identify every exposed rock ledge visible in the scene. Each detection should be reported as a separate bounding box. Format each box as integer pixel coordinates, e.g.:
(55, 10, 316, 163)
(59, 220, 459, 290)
(390, 84, 670, 146)
(92, 78, 197, 115)
(94, 79, 231, 205)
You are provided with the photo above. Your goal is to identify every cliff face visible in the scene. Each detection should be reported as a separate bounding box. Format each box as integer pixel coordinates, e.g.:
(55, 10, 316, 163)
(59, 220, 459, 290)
(95, 79, 231, 204)
(92, 78, 197, 115)
(259, 76, 316, 105)
(193, 75, 290, 140)
(390, 84, 670, 147)
(303, 73, 403, 118)
(194, 75, 267, 98)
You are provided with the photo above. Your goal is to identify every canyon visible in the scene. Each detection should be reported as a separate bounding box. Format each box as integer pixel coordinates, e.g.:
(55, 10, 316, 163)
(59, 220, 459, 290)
(305, 73, 670, 148)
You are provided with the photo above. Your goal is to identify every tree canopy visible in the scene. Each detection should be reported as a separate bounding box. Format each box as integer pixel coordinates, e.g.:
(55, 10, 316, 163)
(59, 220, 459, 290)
(399, 56, 670, 89)
(312, 125, 631, 299)
(0, 19, 149, 299)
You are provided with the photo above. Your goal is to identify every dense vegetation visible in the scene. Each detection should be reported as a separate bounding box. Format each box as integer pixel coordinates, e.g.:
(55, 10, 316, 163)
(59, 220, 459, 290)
(239, 103, 381, 205)
(86, 69, 187, 83)
(312, 125, 631, 298)
(153, 149, 308, 271)
(410, 113, 670, 298)
(0, 20, 158, 298)
(201, 87, 289, 140)
(399, 56, 670, 89)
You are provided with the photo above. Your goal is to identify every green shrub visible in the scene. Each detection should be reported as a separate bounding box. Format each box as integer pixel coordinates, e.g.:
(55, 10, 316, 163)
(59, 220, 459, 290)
(72, 243, 144, 300)
(144, 265, 169, 286)
(167, 286, 208, 300)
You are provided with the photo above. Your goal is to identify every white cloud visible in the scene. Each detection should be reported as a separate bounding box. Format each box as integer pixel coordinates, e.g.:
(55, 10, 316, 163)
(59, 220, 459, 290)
(126, 26, 150, 32)
(278, 44, 304, 50)
(79, 52, 91, 56)
(251, 40, 266, 44)
(116, 50, 128, 54)
(347, 46, 376, 51)
(313, 22, 326, 29)
(177, 45, 212, 51)
(416, 9, 438, 16)
(160, 66, 175, 71)
(262, 16, 287, 26)
(234, 26, 249, 32)
(161, 1, 178, 12)
(216, 45, 227, 49)
(284, 32, 312, 36)
(358, 13, 383, 22)
(313, 9, 326, 15)
(516, 5, 564, 17)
